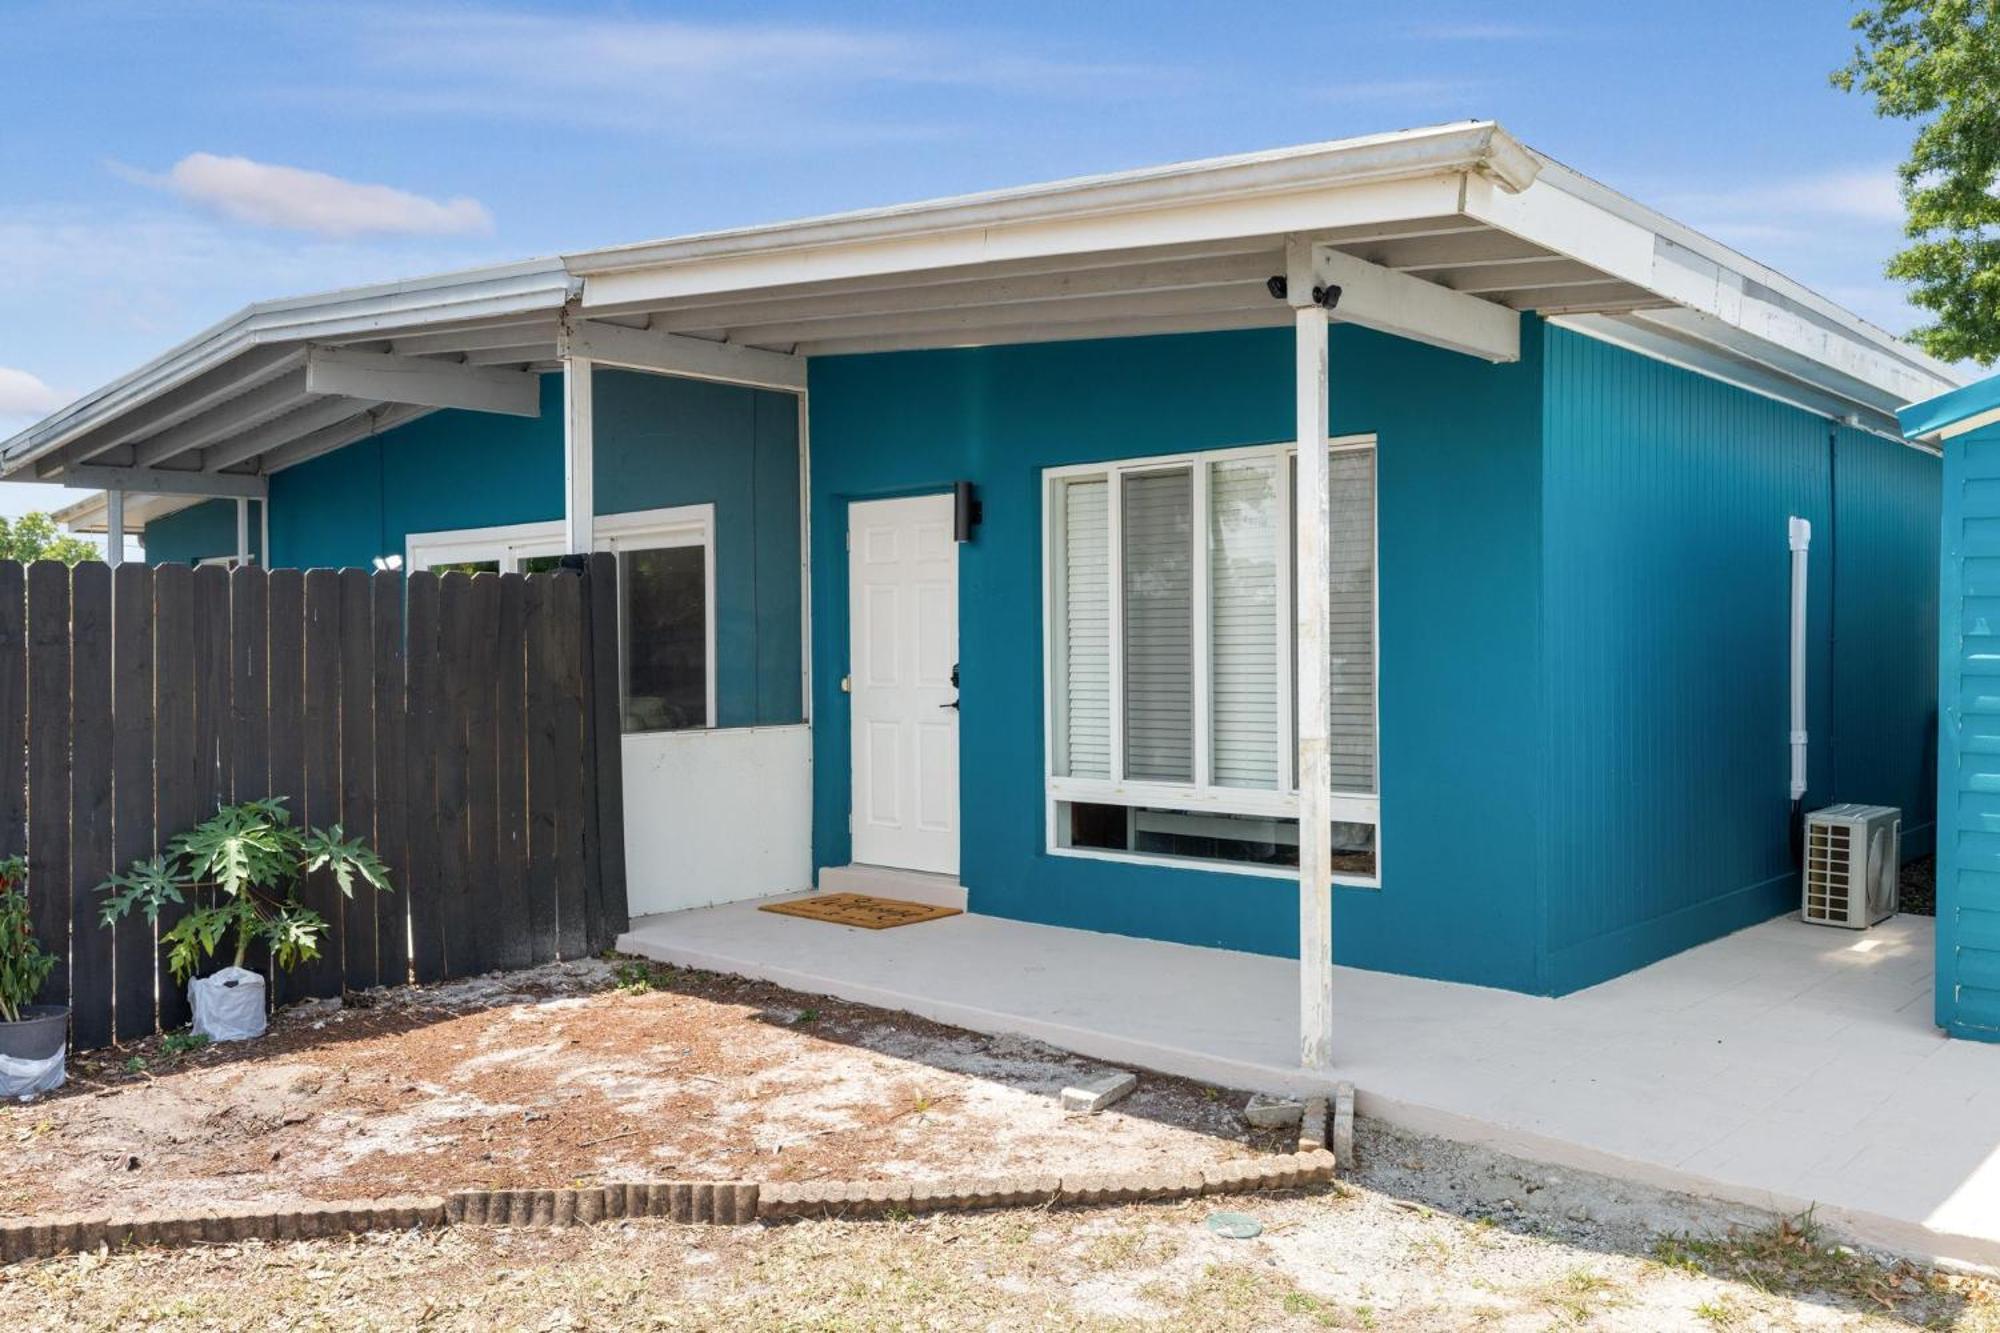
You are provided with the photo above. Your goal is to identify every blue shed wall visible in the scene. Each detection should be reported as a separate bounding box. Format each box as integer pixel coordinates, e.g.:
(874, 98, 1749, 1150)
(1538, 328, 1938, 993)
(147, 369, 804, 728)
(806, 321, 1550, 991)
(1937, 424, 2000, 1041)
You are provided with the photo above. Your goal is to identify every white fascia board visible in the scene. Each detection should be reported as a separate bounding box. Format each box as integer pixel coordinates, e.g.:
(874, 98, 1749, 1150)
(571, 122, 1536, 280)
(1461, 168, 1961, 408)
(1310, 245, 1520, 362)
(559, 318, 806, 393)
(1, 259, 573, 475)
(582, 174, 1472, 311)
(1551, 314, 1906, 439)
(305, 346, 541, 417)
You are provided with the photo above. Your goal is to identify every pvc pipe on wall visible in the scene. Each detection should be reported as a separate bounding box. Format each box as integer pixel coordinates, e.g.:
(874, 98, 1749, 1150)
(1789, 516, 1811, 802)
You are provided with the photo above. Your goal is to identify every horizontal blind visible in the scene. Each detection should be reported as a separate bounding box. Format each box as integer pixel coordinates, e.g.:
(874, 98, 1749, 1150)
(1057, 478, 1111, 778)
(1208, 458, 1280, 788)
(1123, 468, 1194, 783)
(1327, 448, 1376, 793)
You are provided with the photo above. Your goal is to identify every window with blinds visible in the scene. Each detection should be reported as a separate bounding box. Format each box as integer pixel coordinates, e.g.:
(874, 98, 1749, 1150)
(1045, 438, 1378, 883)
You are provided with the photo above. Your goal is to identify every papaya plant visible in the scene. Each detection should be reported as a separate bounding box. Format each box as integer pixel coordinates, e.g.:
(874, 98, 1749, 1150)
(98, 797, 392, 982)
(0, 857, 57, 1023)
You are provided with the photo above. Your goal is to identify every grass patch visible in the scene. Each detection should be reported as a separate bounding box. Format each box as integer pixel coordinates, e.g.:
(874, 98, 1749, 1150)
(1652, 1210, 1967, 1324)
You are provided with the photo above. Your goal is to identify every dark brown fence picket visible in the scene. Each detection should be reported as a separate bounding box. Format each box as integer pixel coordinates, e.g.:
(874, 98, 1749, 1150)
(3, 559, 624, 1054)
(110, 563, 155, 1041)
(153, 564, 195, 1032)
(68, 563, 113, 1051)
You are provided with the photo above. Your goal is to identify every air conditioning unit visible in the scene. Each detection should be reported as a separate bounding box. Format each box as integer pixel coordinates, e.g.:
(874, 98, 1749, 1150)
(1802, 804, 1900, 929)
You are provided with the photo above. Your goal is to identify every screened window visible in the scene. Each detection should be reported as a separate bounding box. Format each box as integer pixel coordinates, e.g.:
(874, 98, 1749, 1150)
(1045, 438, 1378, 884)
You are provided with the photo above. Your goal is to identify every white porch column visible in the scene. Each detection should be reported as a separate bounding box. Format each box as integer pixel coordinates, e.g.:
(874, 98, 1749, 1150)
(1288, 238, 1335, 1071)
(563, 355, 595, 553)
(235, 497, 251, 566)
(104, 489, 125, 569)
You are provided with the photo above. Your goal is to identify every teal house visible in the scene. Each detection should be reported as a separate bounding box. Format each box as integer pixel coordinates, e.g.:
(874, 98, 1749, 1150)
(1906, 372, 2000, 1042)
(3, 124, 1959, 1060)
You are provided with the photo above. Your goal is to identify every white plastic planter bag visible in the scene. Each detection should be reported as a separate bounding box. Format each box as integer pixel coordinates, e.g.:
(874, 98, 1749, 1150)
(189, 967, 268, 1042)
(0, 1049, 64, 1099)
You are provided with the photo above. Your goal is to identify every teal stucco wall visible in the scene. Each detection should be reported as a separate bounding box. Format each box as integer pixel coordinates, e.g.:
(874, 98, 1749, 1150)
(1937, 422, 2000, 1040)
(807, 321, 1550, 990)
(1538, 328, 1938, 993)
(144, 369, 803, 728)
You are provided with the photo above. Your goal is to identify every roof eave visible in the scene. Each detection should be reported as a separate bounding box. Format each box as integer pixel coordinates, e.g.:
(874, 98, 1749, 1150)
(563, 121, 1538, 277)
(0, 258, 576, 476)
(1899, 373, 2000, 443)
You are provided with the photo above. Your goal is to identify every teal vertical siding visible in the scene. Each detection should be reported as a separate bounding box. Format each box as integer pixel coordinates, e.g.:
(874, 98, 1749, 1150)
(155, 368, 804, 728)
(1938, 425, 2000, 1040)
(806, 321, 1549, 990)
(142, 498, 265, 566)
(1832, 425, 1940, 853)
(1539, 328, 1938, 993)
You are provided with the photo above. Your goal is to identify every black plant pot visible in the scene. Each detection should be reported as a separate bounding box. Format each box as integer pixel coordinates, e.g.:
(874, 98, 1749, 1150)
(0, 1004, 69, 1062)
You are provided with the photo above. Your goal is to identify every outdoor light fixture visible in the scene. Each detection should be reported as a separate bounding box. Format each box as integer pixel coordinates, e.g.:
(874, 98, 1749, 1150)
(954, 481, 982, 542)
(371, 553, 404, 573)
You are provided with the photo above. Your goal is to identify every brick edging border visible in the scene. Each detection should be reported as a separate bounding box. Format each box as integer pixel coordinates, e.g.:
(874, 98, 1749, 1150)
(0, 1150, 1336, 1266)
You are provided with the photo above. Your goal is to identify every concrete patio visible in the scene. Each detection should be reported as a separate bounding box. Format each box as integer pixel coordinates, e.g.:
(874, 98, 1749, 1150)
(619, 903, 1998, 1269)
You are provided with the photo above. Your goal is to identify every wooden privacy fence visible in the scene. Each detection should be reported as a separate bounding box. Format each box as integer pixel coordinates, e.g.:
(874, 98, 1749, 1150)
(0, 554, 628, 1053)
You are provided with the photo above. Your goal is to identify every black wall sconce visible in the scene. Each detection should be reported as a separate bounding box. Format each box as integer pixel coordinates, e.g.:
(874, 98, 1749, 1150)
(954, 480, 983, 543)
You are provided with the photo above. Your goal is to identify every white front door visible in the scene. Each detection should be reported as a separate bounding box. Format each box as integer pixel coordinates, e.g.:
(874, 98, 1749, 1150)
(849, 494, 960, 874)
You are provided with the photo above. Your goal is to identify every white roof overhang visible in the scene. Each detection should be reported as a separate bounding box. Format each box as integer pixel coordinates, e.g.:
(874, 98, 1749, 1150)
(3, 120, 1960, 511)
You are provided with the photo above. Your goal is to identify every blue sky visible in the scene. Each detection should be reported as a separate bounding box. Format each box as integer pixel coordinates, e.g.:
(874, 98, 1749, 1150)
(0, 0, 1929, 521)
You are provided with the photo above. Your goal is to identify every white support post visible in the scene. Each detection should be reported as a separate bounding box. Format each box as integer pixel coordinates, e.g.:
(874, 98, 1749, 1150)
(260, 500, 270, 570)
(235, 497, 250, 567)
(104, 489, 125, 569)
(563, 355, 595, 554)
(1289, 237, 1335, 1072)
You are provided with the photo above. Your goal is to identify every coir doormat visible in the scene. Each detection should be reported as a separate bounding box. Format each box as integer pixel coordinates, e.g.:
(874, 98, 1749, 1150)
(758, 893, 962, 930)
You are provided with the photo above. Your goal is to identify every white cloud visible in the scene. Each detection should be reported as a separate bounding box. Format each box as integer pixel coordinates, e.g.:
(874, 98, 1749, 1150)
(125, 153, 493, 238)
(273, 8, 1168, 146)
(1408, 22, 1548, 40)
(1307, 78, 1487, 105)
(1662, 167, 1906, 227)
(0, 366, 67, 420)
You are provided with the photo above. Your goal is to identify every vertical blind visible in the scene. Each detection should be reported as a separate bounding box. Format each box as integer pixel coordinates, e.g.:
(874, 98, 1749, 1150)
(1209, 458, 1280, 788)
(1058, 479, 1110, 778)
(1122, 469, 1194, 782)
(1326, 448, 1377, 794)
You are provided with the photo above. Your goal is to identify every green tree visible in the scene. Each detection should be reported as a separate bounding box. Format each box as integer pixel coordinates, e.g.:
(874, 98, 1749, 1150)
(0, 511, 98, 564)
(1834, 1, 2000, 364)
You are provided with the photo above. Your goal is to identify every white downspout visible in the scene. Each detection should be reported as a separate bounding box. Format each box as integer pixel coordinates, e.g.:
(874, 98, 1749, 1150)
(1789, 516, 1811, 804)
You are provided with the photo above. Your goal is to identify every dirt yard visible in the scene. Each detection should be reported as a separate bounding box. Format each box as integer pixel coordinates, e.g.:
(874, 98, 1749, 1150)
(2, 956, 1290, 1217)
(3, 1120, 1995, 1331)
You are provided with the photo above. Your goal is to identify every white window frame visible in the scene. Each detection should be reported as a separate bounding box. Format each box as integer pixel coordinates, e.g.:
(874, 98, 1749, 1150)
(1041, 435, 1380, 886)
(405, 504, 719, 730)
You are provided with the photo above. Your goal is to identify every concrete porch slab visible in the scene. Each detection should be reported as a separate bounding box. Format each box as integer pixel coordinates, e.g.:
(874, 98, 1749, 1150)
(618, 905, 1999, 1269)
